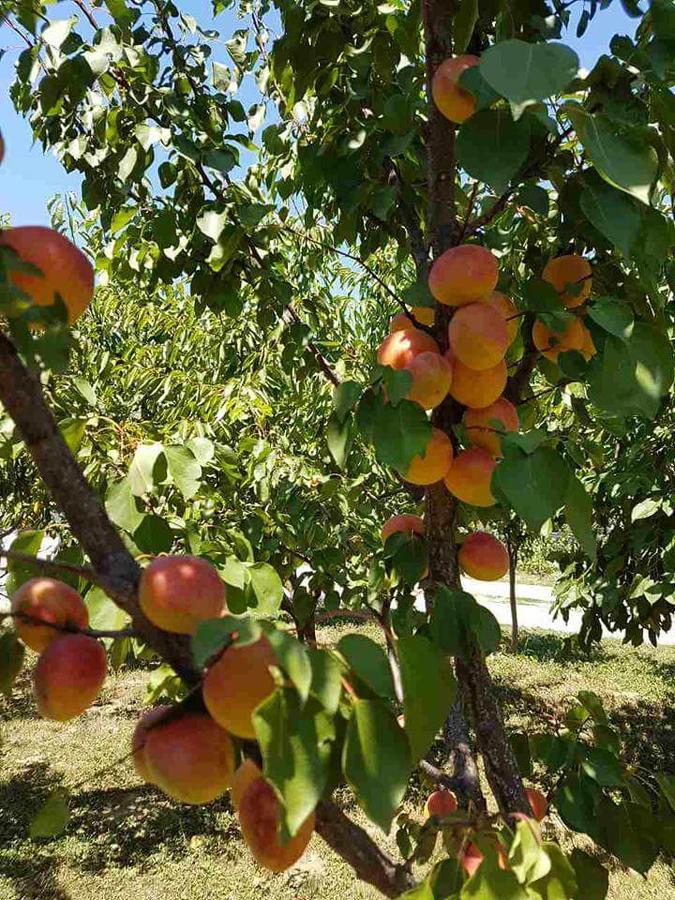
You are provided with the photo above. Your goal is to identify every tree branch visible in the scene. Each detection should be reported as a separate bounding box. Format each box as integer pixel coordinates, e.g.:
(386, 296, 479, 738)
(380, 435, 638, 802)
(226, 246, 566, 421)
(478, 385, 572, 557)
(285, 304, 341, 386)
(0, 549, 95, 582)
(0, 611, 138, 640)
(315, 800, 415, 898)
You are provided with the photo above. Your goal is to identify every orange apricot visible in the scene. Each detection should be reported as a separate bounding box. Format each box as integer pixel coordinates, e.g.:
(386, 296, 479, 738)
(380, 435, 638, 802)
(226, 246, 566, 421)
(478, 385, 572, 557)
(458, 532, 509, 581)
(381, 514, 425, 543)
(238, 775, 315, 872)
(525, 787, 548, 822)
(403, 428, 454, 486)
(139, 555, 226, 635)
(143, 711, 235, 804)
(428, 244, 498, 307)
(377, 328, 440, 369)
(202, 636, 277, 739)
(424, 789, 458, 819)
(446, 352, 507, 409)
(34, 634, 107, 721)
(132, 705, 171, 783)
(443, 448, 496, 507)
(448, 303, 508, 371)
(390, 306, 435, 332)
(0, 226, 94, 323)
(405, 350, 453, 410)
(532, 317, 586, 362)
(485, 291, 519, 345)
(11, 577, 89, 652)
(231, 759, 263, 810)
(431, 55, 481, 124)
(460, 841, 509, 877)
(542, 255, 592, 308)
(464, 397, 519, 457)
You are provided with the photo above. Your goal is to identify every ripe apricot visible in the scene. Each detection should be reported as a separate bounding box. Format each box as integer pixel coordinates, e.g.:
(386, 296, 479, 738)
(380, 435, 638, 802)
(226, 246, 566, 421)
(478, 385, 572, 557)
(381, 514, 424, 543)
(11, 577, 88, 652)
(424, 789, 458, 819)
(428, 244, 498, 307)
(139, 555, 226, 635)
(202, 636, 277, 739)
(143, 711, 235, 804)
(542, 255, 592, 308)
(444, 448, 496, 507)
(446, 352, 507, 409)
(403, 428, 454, 486)
(525, 787, 548, 822)
(431, 55, 480, 124)
(460, 841, 509, 877)
(406, 351, 453, 410)
(34, 634, 106, 721)
(0, 226, 94, 323)
(238, 775, 315, 872)
(377, 328, 439, 369)
(464, 397, 519, 457)
(485, 291, 519, 345)
(532, 317, 586, 362)
(231, 759, 263, 810)
(390, 307, 435, 332)
(448, 303, 508, 371)
(458, 532, 509, 581)
(132, 705, 171, 782)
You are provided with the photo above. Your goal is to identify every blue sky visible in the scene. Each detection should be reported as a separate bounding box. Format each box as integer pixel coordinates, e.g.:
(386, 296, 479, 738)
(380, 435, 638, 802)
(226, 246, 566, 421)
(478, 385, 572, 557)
(0, 2, 642, 224)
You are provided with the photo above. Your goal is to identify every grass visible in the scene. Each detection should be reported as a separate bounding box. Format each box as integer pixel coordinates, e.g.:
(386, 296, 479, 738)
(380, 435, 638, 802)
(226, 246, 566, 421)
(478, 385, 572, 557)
(1, 627, 674, 900)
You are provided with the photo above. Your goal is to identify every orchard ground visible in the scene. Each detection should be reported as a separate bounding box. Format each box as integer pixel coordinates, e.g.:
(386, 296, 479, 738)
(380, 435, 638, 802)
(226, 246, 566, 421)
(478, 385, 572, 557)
(1, 622, 673, 900)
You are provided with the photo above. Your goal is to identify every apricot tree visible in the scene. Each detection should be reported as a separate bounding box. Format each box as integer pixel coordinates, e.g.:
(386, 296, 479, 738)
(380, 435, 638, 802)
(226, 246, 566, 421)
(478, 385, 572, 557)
(1, 0, 674, 897)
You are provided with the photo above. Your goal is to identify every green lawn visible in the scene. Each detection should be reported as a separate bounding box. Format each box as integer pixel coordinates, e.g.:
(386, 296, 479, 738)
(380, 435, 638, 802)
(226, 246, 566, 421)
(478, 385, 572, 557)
(1, 627, 673, 900)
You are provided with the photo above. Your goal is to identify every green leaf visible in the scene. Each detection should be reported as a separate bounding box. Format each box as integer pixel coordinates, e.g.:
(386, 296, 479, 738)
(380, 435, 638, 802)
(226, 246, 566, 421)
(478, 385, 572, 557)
(105, 477, 144, 532)
(453, 0, 478, 53)
(518, 182, 549, 216)
(461, 842, 529, 898)
(493, 447, 570, 532)
(569, 850, 608, 900)
(554, 773, 600, 838)
(186, 437, 215, 466)
(59, 418, 86, 453)
(480, 40, 579, 106)
(459, 66, 501, 111)
(381, 367, 413, 407)
(456, 109, 530, 194)
(576, 113, 658, 204)
(72, 376, 97, 407)
(398, 635, 456, 762)
(41, 18, 75, 49)
(326, 412, 352, 468)
(163, 445, 202, 499)
(133, 515, 173, 554)
(128, 443, 164, 496)
(529, 843, 578, 899)
(630, 498, 660, 522)
(586, 297, 634, 339)
(196, 209, 228, 243)
(597, 799, 659, 873)
(0, 632, 25, 696)
(577, 690, 608, 724)
(192, 615, 260, 668)
(333, 381, 363, 423)
(429, 589, 501, 657)
(581, 747, 625, 787)
(203, 148, 237, 175)
(110, 206, 137, 235)
(104, 0, 138, 28)
(510, 733, 532, 777)
(508, 820, 551, 884)
(385, 532, 428, 585)
(580, 178, 641, 258)
(342, 699, 411, 831)
(372, 400, 431, 473)
(337, 634, 395, 699)
(564, 476, 596, 560)
(254, 688, 332, 837)
(308, 648, 343, 715)
(264, 627, 313, 703)
(656, 774, 675, 811)
(246, 562, 283, 615)
(86, 586, 131, 632)
(30, 790, 70, 839)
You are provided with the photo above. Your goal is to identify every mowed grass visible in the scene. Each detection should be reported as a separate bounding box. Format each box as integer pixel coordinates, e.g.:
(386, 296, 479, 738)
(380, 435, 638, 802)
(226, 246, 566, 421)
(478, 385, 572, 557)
(1, 627, 674, 900)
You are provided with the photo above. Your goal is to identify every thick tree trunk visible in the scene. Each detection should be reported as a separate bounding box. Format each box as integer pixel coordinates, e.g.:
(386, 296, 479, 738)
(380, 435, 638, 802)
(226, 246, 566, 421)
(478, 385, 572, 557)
(422, 0, 530, 817)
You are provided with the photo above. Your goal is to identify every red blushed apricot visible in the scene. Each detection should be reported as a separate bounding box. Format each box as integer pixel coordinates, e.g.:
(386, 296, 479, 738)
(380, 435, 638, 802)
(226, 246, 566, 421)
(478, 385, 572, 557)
(390, 306, 435, 332)
(431, 55, 480, 124)
(580, 322, 597, 360)
(377, 328, 440, 369)
(238, 776, 315, 872)
(532, 317, 586, 362)
(464, 397, 519, 457)
(485, 291, 519, 345)
(11, 577, 88, 653)
(139, 555, 226, 635)
(444, 448, 496, 507)
(132, 705, 171, 783)
(458, 532, 509, 581)
(381, 514, 424, 543)
(448, 303, 508, 371)
(460, 841, 509, 877)
(144, 712, 235, 805)
(203, 636, 277, 739)
(231, 759, 263, 810)
(428, 244, 498, 307)
(525, 787, 548, 822)
(424, 789, 458, 819)
(34, 634, 107, 721)
(542, 255, 592, 308)
(403, 428, 454, 486)
(406, 351, 453, 410)
(446, 352, 507, 409)
(0, 226, 94, 323)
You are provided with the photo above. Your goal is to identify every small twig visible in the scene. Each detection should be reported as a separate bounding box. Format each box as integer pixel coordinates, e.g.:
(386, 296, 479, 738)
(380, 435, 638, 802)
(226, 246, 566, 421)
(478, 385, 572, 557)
(0, 549, 95, 581)
(458, 182, 479, 242)
(0, 611, 138, 640)
(285, 305, 341, 386)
